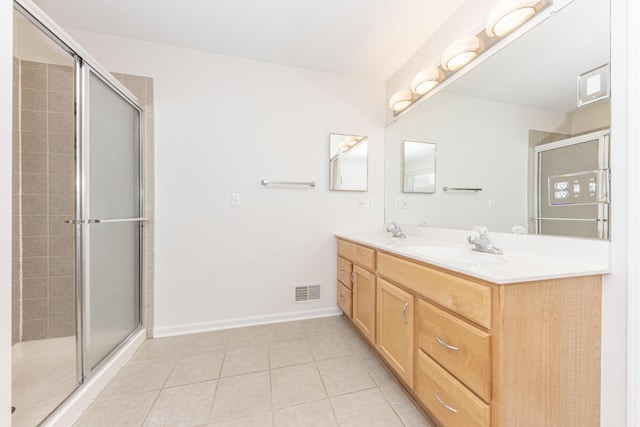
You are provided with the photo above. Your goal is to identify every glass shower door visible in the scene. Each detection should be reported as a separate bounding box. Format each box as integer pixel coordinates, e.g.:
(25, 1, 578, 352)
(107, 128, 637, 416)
(83, 68, 143, 372)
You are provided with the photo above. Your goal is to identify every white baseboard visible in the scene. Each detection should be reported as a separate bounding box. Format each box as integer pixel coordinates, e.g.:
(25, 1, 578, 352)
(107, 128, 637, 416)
(153, 307, 343, 338)
(42, 329, 146, 427)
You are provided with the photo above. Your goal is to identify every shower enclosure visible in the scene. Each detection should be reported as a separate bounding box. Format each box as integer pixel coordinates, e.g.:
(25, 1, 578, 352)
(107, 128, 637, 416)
(12, 2, 147, 425)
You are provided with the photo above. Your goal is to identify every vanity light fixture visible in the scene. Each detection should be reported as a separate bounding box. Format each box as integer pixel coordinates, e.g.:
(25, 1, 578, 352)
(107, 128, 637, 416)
(441, 36, 483, 71)
(389, 90, 414, 113)
(410, 68, 444, 96)
(486, 0, 540, 38)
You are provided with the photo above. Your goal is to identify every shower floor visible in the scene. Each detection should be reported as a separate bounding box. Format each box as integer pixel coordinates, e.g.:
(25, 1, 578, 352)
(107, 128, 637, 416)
(12, 336, 78, 427)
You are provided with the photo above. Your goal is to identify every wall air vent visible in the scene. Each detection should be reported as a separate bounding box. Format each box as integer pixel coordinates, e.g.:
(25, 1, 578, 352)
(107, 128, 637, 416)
(294, 283, 321, 303)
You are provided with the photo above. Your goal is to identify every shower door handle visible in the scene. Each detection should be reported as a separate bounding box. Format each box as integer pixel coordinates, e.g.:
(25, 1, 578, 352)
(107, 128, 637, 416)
(88, 217, 149, 224)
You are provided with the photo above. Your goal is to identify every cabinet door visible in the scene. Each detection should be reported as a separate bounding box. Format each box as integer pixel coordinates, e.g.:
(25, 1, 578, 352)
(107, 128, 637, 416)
(353, 265, 376, 343)
(377, 278, 414, 388)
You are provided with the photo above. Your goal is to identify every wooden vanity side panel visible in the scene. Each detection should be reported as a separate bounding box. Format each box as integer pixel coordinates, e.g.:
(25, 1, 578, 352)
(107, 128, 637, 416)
(493, 276, 602, 427)
(377, 252, 492, 329)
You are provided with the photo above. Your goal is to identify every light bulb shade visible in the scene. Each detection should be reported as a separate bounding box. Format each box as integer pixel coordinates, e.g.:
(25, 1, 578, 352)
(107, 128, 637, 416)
(411, 68, 444, 96)
(389, 90, 414, 113)
(486, 0, 538, 37)
(441, 36, 482, 71)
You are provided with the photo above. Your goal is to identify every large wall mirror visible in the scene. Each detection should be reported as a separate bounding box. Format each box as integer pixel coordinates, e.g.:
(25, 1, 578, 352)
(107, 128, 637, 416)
(384, 0, 610, 239)
(330, 133, 368, 191)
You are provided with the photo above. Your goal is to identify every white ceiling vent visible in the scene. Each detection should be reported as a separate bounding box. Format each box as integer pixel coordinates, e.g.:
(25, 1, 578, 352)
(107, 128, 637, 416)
(295, 283, 321, 303)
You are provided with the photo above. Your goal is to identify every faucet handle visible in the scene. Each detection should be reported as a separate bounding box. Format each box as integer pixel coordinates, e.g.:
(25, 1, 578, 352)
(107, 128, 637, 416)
(472, 225, 489, 237)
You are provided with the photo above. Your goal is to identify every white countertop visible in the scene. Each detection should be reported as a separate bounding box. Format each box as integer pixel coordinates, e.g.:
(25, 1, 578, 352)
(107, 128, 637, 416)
(336, 228, 611, 284)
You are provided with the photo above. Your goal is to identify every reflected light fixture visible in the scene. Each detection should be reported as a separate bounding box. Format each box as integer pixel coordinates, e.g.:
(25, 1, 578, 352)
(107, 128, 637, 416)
(441, 36, 482, 71)
(486, 0, 539, 37)
(411, 68, 444, 96)
(339, 135, 365, 152)
(388, 90, 414, 113)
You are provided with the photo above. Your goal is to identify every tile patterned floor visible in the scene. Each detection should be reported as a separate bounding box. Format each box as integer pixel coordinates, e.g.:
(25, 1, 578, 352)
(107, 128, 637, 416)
(73, 316, 434, 427)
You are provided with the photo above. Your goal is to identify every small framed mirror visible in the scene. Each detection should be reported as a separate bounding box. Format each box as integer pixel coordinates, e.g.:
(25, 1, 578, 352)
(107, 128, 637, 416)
(329, 133, 368, 191)
(403, 141, 436, 193)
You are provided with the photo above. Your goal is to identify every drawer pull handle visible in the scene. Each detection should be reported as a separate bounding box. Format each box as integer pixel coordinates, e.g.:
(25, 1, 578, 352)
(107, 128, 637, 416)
(435, 391, 458, 413)
(436, 336, 459, 351)
(351, 271, 355, 284)
(402, 303, 409, 324)
(339, 269, 346, 274)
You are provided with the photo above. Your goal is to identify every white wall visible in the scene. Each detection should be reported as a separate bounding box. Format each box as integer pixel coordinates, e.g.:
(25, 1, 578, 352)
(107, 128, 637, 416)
(63, 30, 386, 336)
(1, 3, 13, 427)
(384, 92, 570, 230)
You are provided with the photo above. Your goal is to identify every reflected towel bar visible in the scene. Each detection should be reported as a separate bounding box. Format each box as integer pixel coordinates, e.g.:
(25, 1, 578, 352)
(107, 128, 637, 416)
(443, 186, 482, 192)
(533, 217, 605, 222)
(261, 180, 316, 187)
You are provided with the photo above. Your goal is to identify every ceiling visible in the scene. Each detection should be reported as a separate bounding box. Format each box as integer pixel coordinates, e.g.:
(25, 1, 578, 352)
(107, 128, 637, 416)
(33, 0, 466, 82)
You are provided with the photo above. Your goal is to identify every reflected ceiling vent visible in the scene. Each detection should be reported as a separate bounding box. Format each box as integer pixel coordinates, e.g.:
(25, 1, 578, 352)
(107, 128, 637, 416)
(295, 283, 321, 303)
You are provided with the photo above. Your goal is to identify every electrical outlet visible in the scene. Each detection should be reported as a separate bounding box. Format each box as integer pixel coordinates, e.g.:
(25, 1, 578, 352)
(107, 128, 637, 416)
(395, 198, 401, 208)
(231, 193, 240, 207)
(367, 197, 374, 208)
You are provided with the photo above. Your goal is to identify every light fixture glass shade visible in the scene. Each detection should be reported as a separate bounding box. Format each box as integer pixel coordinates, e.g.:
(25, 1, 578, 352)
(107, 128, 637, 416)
(411, 68, 444, 96)
(486, 0, 538, 37)
(389, 90, 414, 113)
(441, 36, 482, 71)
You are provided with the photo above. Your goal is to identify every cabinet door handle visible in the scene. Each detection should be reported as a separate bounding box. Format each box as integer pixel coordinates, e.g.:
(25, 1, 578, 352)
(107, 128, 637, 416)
(339, 269, 346, 274)
(436, 335, 459, 351)
(402, 303, 409, 324)
(350, 271, 355, 284)
(435, 391, 458, 413)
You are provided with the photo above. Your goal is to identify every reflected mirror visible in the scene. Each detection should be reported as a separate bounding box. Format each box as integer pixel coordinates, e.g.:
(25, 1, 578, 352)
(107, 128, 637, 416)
(384, 0, 610, 238)
(330, 133, 368, 191)
(403, 141, 436, 193)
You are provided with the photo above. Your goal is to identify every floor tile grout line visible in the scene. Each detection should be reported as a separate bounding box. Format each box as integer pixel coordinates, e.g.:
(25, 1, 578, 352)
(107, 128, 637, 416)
(138, 388, 162, 427)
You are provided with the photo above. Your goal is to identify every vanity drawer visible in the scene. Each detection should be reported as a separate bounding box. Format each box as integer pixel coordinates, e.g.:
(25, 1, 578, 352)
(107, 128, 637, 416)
(377, 252, 492, 328)
(337, 239, 376, 271)
(337, 282, 353, 318)
(337, 256, 353, 289)
(418, 299, 491, 402)
(417, 350, 490, 427)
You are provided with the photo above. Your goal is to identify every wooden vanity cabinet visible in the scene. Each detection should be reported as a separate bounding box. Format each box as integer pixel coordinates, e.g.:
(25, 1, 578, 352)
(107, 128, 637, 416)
(337, 239, 376, 344)
(337, 238, 602, 427)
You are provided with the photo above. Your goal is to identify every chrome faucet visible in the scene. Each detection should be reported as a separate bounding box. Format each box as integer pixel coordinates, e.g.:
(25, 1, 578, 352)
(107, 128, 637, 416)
(467, 226, 503, 254)
(386, 222, 406, 238)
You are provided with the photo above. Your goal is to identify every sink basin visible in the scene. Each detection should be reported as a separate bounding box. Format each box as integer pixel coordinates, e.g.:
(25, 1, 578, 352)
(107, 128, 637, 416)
(404, 246, 508, 266)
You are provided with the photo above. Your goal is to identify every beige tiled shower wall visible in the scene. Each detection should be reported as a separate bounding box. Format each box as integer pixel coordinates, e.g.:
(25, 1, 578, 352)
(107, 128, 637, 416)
(17, 59, 76, 341)
(112, 72, 155, 338)
(12, 62, 155, 342)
